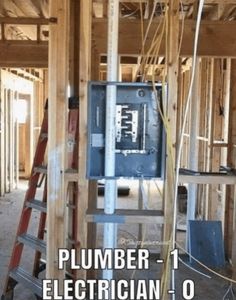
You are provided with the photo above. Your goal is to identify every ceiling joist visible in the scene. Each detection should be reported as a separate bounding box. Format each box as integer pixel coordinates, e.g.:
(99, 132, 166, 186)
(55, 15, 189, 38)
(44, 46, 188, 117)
(93, 19, 236, 57)
(0, 17, 49, 24)
(0, 40, 48, 67)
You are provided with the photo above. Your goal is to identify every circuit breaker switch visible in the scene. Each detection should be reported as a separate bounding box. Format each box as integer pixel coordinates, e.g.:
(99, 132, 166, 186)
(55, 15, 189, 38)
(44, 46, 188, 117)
(119, 108, 139, 143)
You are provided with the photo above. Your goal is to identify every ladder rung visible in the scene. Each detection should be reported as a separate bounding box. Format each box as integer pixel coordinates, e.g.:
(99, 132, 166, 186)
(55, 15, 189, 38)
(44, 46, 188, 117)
(66, 271, 74, 279)
(40, 133, 48, 139)
(34, 166, 47, 174)
(33, 167, 78, 179)
(67, 203, 76, 209)
(26, 200, 47, 213)
(18, 234, 46, 254)
(38, 258, 72, 278)
(67, 238, 77, 245)
(38, 258, 74, 280)
(86, 209, 164, 224)
(9, 267, 42, 297)
(39, 258, 46, 265)
(65, 169, 79, 182)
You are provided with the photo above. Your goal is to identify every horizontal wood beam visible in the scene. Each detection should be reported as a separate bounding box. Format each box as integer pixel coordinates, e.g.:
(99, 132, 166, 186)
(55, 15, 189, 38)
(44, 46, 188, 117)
(179, 174, 236, 184)
(86, 209, 164, 224)
(101, 55, 138, 64)
(0, 17, 49, 25)
(103, 0, 236, 3)
(7, 68, 43, 81)
(93, 19, 236, 57)
(1, 19, 236, 68)
(182, 0, 236, 3)
(0, 41, 48, 68)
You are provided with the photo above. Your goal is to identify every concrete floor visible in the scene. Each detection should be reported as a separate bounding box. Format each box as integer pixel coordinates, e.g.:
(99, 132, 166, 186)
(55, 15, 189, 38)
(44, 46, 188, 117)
(0, 180, 233, 299)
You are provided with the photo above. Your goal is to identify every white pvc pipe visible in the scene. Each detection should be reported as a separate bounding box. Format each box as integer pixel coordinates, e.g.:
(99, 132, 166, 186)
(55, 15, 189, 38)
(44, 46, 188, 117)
(103, 0, 119, 281)
(186, 58, 200, 253)
(187, 58, 200, 222)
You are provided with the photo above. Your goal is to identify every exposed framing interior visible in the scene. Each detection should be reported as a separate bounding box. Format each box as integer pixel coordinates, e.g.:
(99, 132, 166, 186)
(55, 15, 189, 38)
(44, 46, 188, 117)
(1, 0, 236, 298)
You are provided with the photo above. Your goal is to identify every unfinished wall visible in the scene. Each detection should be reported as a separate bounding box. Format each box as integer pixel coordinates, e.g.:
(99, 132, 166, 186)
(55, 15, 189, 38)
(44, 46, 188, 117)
(177, 58, 236, 260)
(0, 69, 46, 196)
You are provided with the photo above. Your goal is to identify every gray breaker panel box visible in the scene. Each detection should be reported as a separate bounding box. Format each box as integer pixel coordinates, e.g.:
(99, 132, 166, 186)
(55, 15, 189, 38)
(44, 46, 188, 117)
(87, 82, 164, 179)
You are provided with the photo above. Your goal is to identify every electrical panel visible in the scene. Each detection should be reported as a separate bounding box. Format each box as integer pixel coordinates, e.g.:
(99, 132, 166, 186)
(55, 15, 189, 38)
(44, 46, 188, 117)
(87, 82, 164, 179)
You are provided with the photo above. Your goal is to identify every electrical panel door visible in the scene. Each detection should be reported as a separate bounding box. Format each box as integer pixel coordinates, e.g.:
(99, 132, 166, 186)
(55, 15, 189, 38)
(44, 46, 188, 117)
(87, 82, 164, 179)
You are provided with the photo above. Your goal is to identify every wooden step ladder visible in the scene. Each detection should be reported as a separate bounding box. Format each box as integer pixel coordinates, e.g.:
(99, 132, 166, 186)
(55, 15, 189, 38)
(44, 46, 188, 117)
(1, 97, 80, 300)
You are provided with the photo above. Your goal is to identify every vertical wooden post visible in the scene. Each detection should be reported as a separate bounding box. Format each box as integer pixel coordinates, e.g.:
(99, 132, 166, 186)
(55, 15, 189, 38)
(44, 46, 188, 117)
(0, 71, 5, 196)
(43, 70, 48, 102)
(76, 0, 92, 280)
(205, 58, 214, 219)
(9, 90, 14, 191)
(162, 1, 179, 297)
(24, 94, 31, 178)
(163, 0, 179, 251)
(198, 59, 207, 216)
(5, 89, 9, 192)
(187, 58, 200, 223)
(47, 0, 70, 284)
(220, 59, 231, 229)
(15, 92, 19, 189)
(30, 92, 34, 176)
(87, 48, 99, 280)
(208, 59, 224, 220)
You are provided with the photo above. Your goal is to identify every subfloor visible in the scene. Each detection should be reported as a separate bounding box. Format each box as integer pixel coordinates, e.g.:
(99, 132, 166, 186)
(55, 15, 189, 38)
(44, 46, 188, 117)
(0, 180, 234, 300)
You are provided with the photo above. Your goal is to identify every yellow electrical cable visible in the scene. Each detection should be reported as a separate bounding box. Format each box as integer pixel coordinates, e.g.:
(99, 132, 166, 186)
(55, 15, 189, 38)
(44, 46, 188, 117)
(142, 21, 164, 78)
(150, 7, 177, 298)
(135, 4, 165, 80)
(153, 1, 186, 297)
(139, 0, 199, 298)
(153, 180, 163, 199)
(127, 1, 186, 298)
(143, 0, 158, 45)
(136, 18, 166, 84)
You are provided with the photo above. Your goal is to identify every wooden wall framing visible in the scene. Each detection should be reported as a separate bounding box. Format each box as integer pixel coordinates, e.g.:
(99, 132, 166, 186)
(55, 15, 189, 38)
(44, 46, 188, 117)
(0, 69, 44, 196)
(43, 0, 236, 279)
(178, 57, 236, 262)
(47, 0, 70, 282)
(1, 0, 236, 282)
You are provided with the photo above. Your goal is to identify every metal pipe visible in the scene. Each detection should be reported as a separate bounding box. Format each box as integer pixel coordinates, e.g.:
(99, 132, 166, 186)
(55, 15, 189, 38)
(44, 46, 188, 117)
(103, 0, 119, 281)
